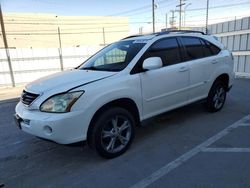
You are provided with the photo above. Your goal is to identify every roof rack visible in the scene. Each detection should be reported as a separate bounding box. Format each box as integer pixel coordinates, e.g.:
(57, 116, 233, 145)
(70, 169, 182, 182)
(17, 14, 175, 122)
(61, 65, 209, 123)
(122, 35, 143, 40)
(156, 30, 205, 36)
(122, 30, 205, 41)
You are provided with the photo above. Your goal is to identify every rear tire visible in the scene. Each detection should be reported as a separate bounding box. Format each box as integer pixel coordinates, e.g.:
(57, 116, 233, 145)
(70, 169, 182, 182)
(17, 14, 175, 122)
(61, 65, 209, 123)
(88, 107, 135, 159)
(206, 81, 227, 112)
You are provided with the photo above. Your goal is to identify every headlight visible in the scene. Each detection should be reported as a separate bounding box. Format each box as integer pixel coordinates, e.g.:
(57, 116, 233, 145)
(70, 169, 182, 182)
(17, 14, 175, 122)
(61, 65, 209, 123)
(40, 91, 84, 113)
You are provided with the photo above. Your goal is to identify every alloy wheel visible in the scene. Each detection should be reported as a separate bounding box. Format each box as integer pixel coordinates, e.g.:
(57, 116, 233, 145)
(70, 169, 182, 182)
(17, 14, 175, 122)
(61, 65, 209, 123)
(213, 86, 226, 109)
(101, 115, 132, 153)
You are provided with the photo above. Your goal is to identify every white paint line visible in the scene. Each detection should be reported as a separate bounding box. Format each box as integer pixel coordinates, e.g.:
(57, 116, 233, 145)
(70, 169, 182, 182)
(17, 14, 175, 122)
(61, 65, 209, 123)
(235, 72, 250, 79)
(202, 148, 250, 152)
(0, 141, 24, 148)
(237, 123, 250, 127)
(131, 115, 250, 188)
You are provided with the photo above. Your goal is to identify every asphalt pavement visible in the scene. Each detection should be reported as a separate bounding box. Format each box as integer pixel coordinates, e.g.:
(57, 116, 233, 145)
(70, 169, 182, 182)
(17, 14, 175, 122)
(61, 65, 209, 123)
(0, 79, 250, 188)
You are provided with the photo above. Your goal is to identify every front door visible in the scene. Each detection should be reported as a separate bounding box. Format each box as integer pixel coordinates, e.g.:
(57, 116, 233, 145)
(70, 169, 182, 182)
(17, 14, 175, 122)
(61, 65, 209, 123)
(139, 37, 190, 119)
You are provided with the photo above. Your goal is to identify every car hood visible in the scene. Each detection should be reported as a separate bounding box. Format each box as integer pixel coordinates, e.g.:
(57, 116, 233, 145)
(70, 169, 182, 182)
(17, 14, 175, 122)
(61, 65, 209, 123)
(25, 69, 116, 94)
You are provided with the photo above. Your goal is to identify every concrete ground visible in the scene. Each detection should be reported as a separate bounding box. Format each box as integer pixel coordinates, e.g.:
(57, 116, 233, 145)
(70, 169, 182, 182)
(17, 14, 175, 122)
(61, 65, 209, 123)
(0, 79, 250, 188)
(0, 86, 23, 102)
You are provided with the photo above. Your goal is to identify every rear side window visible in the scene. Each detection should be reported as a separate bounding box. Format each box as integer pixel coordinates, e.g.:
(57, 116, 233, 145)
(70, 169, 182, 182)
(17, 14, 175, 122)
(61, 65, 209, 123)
(200, 39, 213, 57)
(204, 40, 221, 55)
(146, 38, 182, 66)
(181, 37, 204, 61)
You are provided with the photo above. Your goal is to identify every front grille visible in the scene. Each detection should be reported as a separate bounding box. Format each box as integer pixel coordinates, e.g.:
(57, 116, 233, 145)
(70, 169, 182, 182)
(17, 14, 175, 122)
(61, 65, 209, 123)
(21, 90, 39, 106)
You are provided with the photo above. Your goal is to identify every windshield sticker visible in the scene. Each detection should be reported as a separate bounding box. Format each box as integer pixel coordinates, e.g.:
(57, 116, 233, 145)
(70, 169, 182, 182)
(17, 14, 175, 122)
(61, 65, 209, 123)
(133, 39, 149, 43)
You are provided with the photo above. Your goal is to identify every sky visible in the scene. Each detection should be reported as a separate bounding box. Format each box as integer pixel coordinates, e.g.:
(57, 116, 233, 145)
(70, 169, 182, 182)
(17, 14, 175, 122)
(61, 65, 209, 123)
(1, 0, 250, 34)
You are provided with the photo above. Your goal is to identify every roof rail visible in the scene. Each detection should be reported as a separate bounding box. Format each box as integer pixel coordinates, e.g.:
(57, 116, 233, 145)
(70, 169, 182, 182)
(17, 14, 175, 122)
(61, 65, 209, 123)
(122, 35, 143, 40)
(156, 30, 205, 36)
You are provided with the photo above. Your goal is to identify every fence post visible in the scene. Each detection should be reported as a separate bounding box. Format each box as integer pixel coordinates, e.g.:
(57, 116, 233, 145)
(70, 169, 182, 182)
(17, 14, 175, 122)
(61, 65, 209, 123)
(102, 27, 106, 46)
(58, 48, 64, 71)
(57, 27, 64, 71)
(0, 5, 15, 87)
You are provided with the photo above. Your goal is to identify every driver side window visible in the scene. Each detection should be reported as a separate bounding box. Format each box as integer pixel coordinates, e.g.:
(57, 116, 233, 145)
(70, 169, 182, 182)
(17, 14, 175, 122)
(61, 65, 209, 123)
(144, 37, 182, 66)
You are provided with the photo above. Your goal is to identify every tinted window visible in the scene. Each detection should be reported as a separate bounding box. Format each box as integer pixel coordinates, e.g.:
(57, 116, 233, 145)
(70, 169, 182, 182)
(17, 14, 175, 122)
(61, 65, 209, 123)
(200, 39, 213, 57)
(205, 40, 221, 55)
(145, 38, 182, 66)
(200, 39, 221, 57)
(181, 37, 204, 61)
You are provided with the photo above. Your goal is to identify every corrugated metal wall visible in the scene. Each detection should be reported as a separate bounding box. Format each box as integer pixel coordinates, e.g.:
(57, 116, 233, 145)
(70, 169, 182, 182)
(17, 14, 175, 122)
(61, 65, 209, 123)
(197, 17, 250, 77)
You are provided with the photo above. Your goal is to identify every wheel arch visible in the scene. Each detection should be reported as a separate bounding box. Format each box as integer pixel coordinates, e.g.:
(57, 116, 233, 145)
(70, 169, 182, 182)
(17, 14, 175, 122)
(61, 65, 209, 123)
(212, 73, 230, 91)
(87, 98, 140, 143)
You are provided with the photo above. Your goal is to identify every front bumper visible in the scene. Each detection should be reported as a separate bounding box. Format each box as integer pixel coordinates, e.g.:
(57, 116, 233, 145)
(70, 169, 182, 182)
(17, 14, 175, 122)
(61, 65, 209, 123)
(14, 102, 90, 144)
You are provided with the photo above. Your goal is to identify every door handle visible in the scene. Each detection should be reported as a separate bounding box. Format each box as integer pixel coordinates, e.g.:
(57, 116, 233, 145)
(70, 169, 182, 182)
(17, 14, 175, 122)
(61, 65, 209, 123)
(211, 60, 218, 64)
(179, 66, 188, 72)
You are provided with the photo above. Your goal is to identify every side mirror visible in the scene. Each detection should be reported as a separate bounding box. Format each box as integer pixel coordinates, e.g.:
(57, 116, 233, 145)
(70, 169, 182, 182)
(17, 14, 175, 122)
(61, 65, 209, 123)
(142, 57, 163, 71)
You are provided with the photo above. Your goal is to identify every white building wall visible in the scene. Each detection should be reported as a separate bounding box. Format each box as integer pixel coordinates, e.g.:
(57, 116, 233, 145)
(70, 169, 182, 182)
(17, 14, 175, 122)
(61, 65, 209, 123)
(0, 46, 102, 86)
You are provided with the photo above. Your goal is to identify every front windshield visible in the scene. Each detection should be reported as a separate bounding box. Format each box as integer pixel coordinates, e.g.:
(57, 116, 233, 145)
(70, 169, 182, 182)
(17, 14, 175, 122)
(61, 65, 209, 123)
(79, 40, 146, 72)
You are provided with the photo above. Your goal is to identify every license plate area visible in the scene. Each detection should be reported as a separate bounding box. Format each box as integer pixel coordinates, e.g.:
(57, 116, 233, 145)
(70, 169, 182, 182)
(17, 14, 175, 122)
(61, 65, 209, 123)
(14, 114, 22, 130)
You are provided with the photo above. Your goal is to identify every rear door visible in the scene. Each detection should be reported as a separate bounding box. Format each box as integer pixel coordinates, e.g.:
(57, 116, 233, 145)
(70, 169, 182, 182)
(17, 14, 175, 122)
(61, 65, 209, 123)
(180, 36, 221, 102)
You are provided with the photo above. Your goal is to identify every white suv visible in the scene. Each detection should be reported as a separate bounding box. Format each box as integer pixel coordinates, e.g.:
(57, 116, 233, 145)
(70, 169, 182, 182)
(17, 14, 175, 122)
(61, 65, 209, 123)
(15, 30, 234, 158)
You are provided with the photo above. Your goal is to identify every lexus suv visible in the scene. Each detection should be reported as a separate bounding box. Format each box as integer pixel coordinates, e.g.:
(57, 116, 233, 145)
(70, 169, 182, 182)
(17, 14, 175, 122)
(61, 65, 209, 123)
(14, 30, 234, 158)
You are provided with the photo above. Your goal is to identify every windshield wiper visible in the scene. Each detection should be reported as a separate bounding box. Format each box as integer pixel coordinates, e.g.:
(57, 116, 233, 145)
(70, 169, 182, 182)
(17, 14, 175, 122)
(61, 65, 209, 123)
(81, 66, 120, 72)
(81, 66, 100, 70)
(74, 65, 80, 69)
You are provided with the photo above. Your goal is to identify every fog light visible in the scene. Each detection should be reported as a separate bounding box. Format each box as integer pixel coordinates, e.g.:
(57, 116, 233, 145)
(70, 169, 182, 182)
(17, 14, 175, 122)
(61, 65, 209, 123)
(44, 126, 52, 135)
(23, 119, 30, 125)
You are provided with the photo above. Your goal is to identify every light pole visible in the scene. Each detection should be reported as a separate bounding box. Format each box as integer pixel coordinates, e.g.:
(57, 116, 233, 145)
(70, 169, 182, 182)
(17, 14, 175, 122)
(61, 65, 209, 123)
(152, 1, 158, 33)
(176, 0, 185, 30)
(170, 10, 176, 29)
(206, 0, 209, 34)
(165, 13, 168, 29)
(183, 3, 192, 28)
(139, 27, 143, 34)
(152, 0, 155, 33)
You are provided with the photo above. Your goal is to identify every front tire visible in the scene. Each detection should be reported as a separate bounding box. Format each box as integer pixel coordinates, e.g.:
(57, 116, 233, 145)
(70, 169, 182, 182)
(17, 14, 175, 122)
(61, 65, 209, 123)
(88, 107, 135, 159)
(206, 81, 227, 112)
